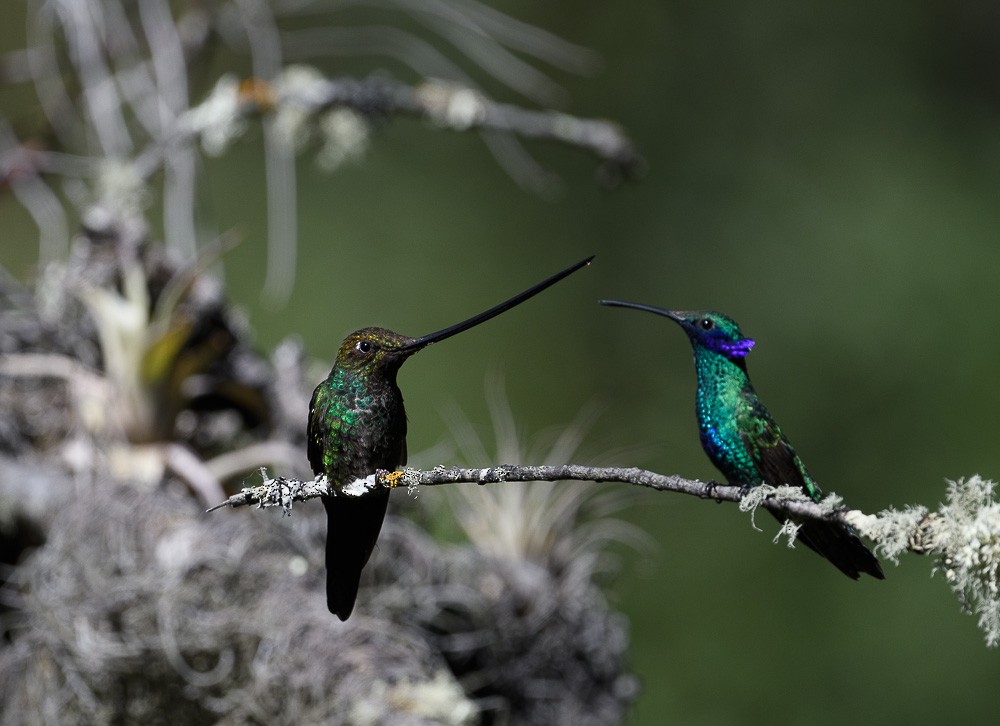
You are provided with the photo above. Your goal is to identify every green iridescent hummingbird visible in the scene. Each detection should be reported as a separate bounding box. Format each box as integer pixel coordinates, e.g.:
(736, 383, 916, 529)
(309, 256, 593, 620)
(599, 300, 884, 580)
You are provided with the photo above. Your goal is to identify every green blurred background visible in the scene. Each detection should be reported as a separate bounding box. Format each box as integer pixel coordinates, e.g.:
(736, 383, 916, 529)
(3, 1, 1000, 723)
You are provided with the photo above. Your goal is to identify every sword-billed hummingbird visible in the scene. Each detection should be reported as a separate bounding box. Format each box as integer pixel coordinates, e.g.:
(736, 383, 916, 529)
(309, 256, 593, 620)
(599, 300, 883, 580)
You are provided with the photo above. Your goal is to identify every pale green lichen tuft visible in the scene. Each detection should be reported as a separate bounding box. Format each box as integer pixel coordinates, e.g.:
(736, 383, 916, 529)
(183, 74, 247, 156)
(418, 81, 487, 131)
(272, 65, 330, 150)
(773, 519, 801, 548)
(738, 484, 810, 532)
(399, 467, 422, 496)
(317, 109, 370, 171)
(933, 476, 1000, 646)
(817, 492, 844, 515)
(862, 505, 929, 561)
(867, 477, 1000, 646)
(349, 671, 477, 726)
(342, 474, 377, 497)
(95, 160, 150, 219)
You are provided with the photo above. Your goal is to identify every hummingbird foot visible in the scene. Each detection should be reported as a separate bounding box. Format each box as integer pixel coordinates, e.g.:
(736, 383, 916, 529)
(702, 481, 725, 502)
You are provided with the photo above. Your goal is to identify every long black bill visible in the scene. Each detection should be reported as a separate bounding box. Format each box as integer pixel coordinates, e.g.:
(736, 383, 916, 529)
(399, 255, 594, 352)
(599, 299, 680, 321)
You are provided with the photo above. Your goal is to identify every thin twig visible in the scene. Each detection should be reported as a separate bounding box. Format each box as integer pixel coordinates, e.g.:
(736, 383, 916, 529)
(205, 463, 857, 528)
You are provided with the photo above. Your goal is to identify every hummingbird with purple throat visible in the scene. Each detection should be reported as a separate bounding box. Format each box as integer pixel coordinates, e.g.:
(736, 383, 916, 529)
(599, 300, 883, 580)
(309, 256, 593, 620)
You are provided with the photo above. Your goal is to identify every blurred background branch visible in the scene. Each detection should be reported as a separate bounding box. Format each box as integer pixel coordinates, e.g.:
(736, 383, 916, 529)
(0, 0, 638, 302)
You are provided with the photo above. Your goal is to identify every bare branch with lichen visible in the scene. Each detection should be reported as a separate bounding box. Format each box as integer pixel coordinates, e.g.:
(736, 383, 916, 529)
(211, 465, 1000, 647)
(873, 476, 1000, 646)
(208, 464, 858, 525)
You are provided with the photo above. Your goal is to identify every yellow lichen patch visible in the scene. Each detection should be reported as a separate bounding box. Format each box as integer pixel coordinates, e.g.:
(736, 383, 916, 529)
(383, 470, 406, 489)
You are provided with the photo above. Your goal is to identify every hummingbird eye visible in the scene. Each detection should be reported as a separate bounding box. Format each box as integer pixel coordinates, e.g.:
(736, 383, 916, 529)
(356, 340, 374, 354)
(699, 318, 715, 331)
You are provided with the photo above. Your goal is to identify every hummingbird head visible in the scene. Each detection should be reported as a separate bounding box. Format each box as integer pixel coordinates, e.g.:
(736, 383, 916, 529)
(334, 327, 421, 378)
(666, 310, 756, 359)
(599, 301, 756, 361)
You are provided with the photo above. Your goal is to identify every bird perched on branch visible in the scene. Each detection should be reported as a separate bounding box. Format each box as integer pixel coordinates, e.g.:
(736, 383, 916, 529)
(308, 256, 593, 620)
(599, 301, 884, 580)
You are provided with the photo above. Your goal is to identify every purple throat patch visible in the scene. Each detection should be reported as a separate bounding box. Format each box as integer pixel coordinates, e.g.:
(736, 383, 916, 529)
(714, 337, 756, 358)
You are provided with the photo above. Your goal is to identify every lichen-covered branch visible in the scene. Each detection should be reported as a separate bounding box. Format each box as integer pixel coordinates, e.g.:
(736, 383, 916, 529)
(208, 463, 863, 529)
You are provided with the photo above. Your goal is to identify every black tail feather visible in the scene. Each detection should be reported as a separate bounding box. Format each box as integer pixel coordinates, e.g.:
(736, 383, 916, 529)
(323, 490, 390, 620)
(787, 515, 884, 580)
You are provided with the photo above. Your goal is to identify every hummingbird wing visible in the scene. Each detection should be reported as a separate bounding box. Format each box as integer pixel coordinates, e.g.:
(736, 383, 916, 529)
(736, 396, 822, 501)
(737, 395, 884, 580)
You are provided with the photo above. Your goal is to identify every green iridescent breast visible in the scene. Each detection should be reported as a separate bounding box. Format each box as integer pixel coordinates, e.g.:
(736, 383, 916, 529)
(693, 347, 761, 484)
(691, 346, 822, 500)
(307, 366, 407, 490)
